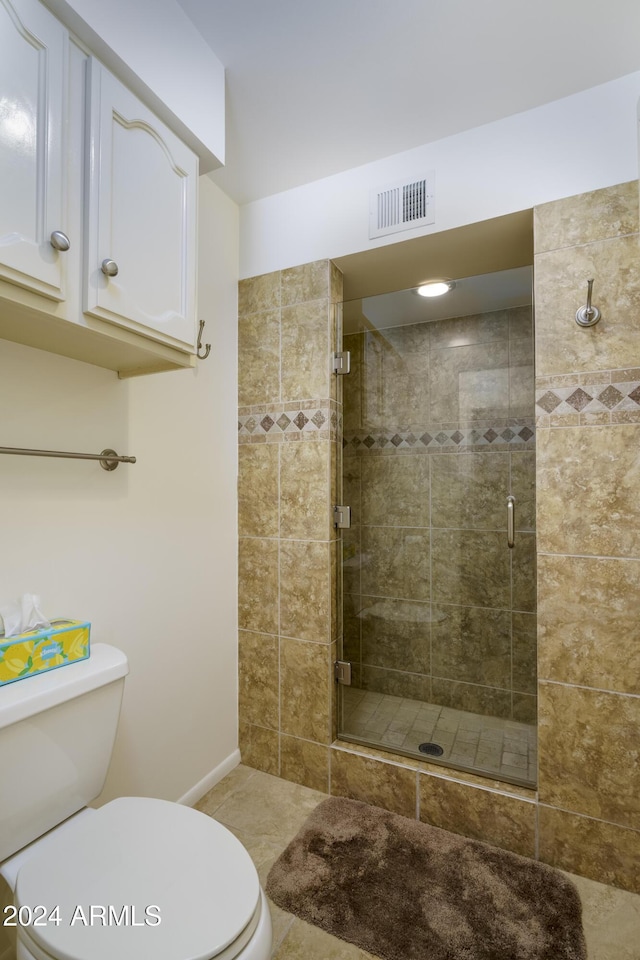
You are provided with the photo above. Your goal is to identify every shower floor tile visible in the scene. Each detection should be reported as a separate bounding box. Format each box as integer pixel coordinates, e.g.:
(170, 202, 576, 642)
(341, 687, 537, 786)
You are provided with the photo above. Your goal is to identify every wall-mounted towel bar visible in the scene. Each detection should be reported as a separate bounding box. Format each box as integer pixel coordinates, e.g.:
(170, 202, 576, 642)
(0, 446, 136, 471)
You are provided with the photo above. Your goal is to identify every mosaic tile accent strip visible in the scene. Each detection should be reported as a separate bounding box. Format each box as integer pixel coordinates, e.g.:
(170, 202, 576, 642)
(536, 373, 640, 425)
(343, 421, 536, 454)
(238, 401, 340, 442)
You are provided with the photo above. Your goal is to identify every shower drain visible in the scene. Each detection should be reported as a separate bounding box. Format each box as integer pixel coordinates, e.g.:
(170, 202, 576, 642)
(418, 742, 444, 757)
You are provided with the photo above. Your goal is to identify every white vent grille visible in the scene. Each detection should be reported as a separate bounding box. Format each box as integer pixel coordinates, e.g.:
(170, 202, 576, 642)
(369, 172, 435, 239)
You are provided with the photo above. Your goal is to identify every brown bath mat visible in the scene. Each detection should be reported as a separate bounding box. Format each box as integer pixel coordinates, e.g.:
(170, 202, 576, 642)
(266, 797, 587, 960)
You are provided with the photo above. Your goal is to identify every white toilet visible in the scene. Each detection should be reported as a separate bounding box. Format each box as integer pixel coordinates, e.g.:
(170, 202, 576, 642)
(0, 643, 272, 960)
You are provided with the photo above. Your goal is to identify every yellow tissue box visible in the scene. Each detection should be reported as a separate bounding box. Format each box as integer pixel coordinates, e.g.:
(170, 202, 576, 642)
(0, 619, 90, 686)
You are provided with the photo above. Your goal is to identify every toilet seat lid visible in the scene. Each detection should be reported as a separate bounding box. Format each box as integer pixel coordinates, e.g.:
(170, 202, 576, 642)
(15, 797, 260, 960)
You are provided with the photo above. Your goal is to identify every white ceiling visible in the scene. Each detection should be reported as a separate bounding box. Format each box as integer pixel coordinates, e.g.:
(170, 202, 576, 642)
(174, 0, 640, 205)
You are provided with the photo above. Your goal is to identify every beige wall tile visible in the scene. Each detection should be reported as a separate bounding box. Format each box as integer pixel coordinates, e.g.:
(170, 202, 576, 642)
(510, 452, 536, 531)
(280, 637, 331, 743)
(239, 443, 279, 538)
(238, 537, 279, 635)
(432, 529, 510, 608)
(330, 640, 339, 741)
(535, 235, 640, 377)
(280, 540, 331, 643)
(430, 341, 510, 422)
(280, 441, 331, 540)
(239, 721, 280, 776)
(431, 678, 512, 719)
(539, 805, 640, 895)
(281, 260, 330, 305)
(361, 527, 430, 601)
(431, 605, 511, 687)
(534, 181, 639, 254)
(538, 555, 640, 694)
(280, 734, 330, 793)
(342, 528, 361, 597)
(419, 775, 536, 857)
(512, 532, 537, 613)
(512, 612, 537, 695)
(330, 441, 339, 543)
(360, 665, 430, 700)
(361, 598, 430, 674)
(343, 334, 363, 431)
(537, 424, 640, 558)
(431, 452, 509, 530)
(331, 541, 340, 640)
(429, 310, 509, 349)
(509, 338, 535, 418)
(238, 272, 281, 316)
(508, 304, 533, 340)
(361, 324, 430, 428)
(538, 681, 640, 829)
(281, 300, 332, 401)
(330, 748, 417, 818)
(239, 631, 279, 729)
(330, 260, 344, 303)
(512, 693, 537, 724)
(238, 309, 280, 405)
(343, 594, 361, 663)
(361, 455, 430, 527)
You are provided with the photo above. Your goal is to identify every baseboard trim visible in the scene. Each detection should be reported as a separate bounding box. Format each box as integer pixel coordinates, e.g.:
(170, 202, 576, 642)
(177, 749, 241, 807)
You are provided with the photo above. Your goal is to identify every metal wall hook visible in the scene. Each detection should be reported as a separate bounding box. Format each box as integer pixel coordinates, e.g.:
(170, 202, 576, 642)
(197, 319, 211, 360)
(576, 279, 601, 327)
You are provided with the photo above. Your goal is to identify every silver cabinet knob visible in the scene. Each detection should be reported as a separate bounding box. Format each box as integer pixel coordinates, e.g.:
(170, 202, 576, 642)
(50, 230, 70, 252)
(101, 259, 119, 278)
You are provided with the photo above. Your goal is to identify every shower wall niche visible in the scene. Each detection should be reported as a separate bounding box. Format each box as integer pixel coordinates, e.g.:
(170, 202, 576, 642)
(339, 275, 537, 786)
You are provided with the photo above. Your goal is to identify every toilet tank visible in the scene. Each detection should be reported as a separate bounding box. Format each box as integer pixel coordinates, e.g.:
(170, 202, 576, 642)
(0, 643, 128, 861)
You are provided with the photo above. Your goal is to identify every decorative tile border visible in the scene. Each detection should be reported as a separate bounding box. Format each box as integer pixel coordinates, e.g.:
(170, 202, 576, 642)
(343, 421, 536, 454)
(238, 400, 340, 442)
(536, 372, 640, 426)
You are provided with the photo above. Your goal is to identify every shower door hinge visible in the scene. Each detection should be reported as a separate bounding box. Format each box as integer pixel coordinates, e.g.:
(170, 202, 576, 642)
(332, 351, 351, 374)
(333, 504, 351, 529)
(334, 660, 352, 685)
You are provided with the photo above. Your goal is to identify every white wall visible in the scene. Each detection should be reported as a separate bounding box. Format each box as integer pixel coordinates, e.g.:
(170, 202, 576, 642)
(240, 71, 640, 278)
(43, 0, 225, 171)
(0, 177, 239, 804)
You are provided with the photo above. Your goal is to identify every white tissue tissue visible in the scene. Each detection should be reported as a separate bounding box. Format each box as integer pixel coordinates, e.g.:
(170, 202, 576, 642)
(0, 594, 51, 639)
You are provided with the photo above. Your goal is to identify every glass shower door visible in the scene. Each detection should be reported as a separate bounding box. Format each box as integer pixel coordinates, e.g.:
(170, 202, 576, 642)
(337, 269, 537, 788)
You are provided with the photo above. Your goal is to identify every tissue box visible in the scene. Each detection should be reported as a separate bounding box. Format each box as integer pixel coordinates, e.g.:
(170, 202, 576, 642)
(0, 619, 90, 687)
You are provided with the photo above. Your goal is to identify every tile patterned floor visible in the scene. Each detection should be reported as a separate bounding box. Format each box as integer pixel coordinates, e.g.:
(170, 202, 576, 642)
(196, 764, 640, 960)
(341, 687, 537, 786)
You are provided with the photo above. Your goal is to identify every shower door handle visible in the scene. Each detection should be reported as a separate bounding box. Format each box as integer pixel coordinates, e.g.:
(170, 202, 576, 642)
(507, 496, 515, 549)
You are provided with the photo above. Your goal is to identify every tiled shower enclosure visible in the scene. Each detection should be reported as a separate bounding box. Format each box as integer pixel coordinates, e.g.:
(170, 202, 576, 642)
(238, 181, 640, 894)
(339, 291, 537, 786)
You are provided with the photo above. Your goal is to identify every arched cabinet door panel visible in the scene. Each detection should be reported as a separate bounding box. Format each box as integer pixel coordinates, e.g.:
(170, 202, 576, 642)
(0, 0, 68, 299)
(84, 59, 198, 352)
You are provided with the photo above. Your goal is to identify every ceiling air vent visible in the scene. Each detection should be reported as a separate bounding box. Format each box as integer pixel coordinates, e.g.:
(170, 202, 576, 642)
(369, 172, 435, 239)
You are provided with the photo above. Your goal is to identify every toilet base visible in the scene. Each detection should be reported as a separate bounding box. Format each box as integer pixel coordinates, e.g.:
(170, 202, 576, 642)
(16, 888, 272, 960)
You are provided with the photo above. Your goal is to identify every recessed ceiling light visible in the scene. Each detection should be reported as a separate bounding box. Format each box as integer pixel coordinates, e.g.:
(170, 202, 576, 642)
(416, 280, 456, 298)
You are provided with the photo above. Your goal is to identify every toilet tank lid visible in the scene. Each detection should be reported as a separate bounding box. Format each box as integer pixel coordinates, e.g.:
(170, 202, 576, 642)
(0, 643, 128, 730)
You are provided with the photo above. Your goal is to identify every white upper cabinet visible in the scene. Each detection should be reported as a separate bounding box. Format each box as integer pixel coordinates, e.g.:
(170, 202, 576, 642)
(0, 0, 68, 299)
(84, 59, 198, 351)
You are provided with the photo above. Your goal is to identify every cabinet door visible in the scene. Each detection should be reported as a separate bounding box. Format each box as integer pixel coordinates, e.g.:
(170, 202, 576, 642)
(84, 59, 198, 351)
(0, 0, 68, 299)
